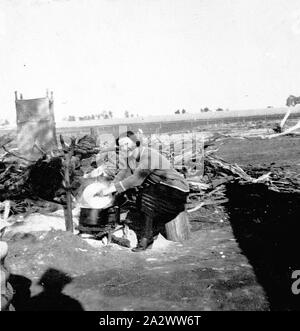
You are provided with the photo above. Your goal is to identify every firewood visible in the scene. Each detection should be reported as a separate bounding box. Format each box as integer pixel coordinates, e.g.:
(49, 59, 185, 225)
(0, 132, 299, 221)
(265, 120, 300, 139)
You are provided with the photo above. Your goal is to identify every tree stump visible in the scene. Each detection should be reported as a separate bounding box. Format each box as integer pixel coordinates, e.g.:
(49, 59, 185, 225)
(165, 211, 191, 242)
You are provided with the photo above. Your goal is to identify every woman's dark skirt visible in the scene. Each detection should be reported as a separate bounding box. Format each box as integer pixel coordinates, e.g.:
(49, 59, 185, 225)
(137, 183, 188, 223)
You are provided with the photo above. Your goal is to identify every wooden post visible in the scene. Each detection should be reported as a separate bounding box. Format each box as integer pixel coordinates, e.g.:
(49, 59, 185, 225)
(192, 132, 197, 163)
(60, 135, 74, 232)
(181, 133, 185, 170)
(165, 211, 191, 242)
(63, 152, 73, 232)
(170, 138, 174, 167)
(158, 143, 162, 169)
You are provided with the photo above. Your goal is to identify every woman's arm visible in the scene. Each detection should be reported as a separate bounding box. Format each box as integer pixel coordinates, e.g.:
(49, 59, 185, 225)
(113, 168, 131, 182)
(113, 149, 153, 192)
(114, 167, 151, 192)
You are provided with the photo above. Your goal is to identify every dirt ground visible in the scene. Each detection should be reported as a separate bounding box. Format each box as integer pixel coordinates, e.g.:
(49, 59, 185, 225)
(4, 134, 300, 311)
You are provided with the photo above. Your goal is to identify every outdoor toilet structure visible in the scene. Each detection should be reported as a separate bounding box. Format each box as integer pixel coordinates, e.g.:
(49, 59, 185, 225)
(15, 91, 58, 160)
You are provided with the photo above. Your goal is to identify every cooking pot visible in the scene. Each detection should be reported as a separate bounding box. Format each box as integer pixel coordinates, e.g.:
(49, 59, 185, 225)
(79, 206, 118, 227)
(78, 182, 117, 229)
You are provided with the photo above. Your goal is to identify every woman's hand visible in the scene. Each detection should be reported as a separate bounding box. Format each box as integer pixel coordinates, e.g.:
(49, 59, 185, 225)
(102, 184, 117, 196)
(96, 152, 108, 165)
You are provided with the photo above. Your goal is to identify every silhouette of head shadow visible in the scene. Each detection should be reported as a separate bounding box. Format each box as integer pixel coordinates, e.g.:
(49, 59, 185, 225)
(28, 268, 84, 311)
(38, 268, 72, 292)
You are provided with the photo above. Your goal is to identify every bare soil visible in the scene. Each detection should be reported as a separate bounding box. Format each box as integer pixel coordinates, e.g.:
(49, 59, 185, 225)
(4, 135, 300, 311)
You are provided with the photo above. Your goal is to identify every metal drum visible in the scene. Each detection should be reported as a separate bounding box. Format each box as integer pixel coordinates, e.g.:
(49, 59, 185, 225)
(78, 206, 120, 234)
(79, 207, 108, 227)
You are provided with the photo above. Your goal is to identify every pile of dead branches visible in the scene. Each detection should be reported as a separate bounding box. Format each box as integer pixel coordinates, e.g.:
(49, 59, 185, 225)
(0, 134, 103, 214)
(243, 165, 300, 194)
(0, 160, 31, 201)
(1, 132, 299, 216)
(186, 142, 300, 212)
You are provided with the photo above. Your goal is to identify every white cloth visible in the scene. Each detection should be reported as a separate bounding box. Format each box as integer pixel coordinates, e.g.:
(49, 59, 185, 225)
(81, 182, 113, 209)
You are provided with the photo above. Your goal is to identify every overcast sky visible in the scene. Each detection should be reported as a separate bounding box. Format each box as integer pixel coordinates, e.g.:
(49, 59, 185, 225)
(1, 0, 300, 122)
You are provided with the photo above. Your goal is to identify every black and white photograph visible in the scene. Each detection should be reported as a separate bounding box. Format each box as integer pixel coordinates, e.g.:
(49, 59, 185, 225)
(1, 0, 300, 316)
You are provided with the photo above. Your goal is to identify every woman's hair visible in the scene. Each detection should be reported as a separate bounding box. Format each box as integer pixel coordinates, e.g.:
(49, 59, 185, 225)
(116, 130, 140, 147)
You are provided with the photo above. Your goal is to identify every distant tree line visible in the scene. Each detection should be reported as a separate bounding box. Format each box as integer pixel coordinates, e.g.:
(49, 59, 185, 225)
(174, 107, 229, 114)
(175, 109, 186, 114)
(63, 111, 114, 122)
(63, 106, 233, 122)
(200, 107, 226, 112)
(124, 110, 139, 118)
(63, 110, 141, 121)
(200, 107, 210, 113)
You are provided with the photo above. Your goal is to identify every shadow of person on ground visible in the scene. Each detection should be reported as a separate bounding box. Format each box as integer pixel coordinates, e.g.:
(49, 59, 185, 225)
(27, 268, 84, 311)
(225, 182, 300, 311)
(8, 274, 32, 311)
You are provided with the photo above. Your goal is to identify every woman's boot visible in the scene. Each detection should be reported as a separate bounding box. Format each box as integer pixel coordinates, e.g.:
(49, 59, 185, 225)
(132, 215, 154, 252)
